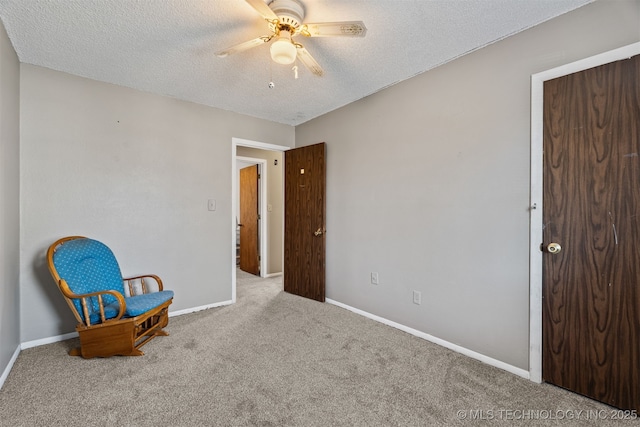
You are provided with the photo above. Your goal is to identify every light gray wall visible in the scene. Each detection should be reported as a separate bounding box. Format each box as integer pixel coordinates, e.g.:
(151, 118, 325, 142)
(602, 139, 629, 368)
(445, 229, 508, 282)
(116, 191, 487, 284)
(0, 19, 20, 377)
(237, 146, 283, 275)
(295, 0, 640, 370)
(20, 64, 294, 342)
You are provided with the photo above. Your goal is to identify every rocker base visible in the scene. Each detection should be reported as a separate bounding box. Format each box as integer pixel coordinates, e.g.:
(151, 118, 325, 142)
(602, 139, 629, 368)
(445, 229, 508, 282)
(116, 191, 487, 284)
(73, 302, 171, 359)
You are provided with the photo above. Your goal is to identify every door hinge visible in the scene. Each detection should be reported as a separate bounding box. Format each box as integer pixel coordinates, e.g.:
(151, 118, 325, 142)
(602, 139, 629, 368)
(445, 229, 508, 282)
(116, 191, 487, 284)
(258, 214, 261, 220)
(258, 173, 261, 179)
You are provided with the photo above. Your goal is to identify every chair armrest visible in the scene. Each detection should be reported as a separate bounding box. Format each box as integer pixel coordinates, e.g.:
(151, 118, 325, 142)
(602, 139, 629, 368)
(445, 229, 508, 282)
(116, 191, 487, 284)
(122, 274, 164, 295)
(58, 279, 126, 326)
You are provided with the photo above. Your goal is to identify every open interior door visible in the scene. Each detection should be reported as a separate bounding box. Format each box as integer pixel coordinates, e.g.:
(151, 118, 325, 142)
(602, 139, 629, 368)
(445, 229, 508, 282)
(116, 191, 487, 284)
(284, 143, 326, 302)
(239, 164, 260, 276)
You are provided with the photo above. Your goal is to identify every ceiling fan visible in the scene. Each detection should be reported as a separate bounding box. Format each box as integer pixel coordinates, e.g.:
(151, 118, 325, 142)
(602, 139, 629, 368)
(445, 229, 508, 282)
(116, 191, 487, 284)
(216, 0, 367, 77)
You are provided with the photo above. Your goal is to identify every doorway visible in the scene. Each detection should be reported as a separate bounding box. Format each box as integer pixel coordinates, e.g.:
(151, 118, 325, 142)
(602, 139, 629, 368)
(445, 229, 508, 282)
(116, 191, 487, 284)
(232, 138, 289, 303)
(529, 42, 640, 395)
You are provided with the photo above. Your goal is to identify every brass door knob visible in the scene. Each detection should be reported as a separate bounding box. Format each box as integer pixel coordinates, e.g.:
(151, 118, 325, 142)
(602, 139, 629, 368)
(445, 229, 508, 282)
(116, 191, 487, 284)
(313, 228, 325, 237)
(545, 243, 562, 254)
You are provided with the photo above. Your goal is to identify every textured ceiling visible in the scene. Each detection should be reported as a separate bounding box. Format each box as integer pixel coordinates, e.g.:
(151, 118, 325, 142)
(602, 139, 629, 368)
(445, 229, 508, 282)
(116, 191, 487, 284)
(0, 0, 593, 126)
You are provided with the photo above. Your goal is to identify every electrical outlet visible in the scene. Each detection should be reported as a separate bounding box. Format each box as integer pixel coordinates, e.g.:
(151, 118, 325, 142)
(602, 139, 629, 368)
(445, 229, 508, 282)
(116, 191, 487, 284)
(371, 272, 379, 285)
(413, 290, 422, 305)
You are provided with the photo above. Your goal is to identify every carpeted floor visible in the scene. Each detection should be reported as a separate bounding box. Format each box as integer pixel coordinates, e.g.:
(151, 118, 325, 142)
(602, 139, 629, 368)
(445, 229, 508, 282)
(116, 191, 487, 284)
(0, 270, 637, 426)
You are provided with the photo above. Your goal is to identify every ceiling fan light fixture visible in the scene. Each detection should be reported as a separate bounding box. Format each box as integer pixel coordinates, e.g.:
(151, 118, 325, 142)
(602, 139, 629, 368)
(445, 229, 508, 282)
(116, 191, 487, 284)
(270, 30, 297, 64)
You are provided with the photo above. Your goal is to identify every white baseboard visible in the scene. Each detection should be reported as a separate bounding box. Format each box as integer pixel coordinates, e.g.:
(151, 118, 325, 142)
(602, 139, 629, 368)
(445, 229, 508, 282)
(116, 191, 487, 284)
(326, 298, 530, 380)
(169, 300, 233, 317)
(0, 345, 21, 390)
(21, 331, 79, 350)
(263, 272, 282, 278)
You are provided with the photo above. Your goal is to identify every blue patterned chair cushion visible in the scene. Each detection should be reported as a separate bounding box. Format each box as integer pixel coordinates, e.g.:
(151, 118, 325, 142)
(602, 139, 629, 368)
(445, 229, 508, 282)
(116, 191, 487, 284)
(52, 238, 172, 324)
(92, 291, 174, 324)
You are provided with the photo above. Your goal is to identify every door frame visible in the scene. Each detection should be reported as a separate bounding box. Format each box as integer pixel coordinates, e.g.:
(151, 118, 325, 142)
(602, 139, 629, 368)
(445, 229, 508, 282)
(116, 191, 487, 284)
(232, 137, 290, 303)
(237, 157, 266, 276)
(529, 41, 640, 383)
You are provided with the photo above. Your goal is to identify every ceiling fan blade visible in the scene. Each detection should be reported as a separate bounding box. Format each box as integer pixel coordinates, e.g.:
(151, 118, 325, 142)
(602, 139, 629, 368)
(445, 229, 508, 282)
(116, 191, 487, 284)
(295, 45, 324, 77)
(299, 21, 367, 38)
(216, 36, 272, 57)
(245, 0, 279, 21)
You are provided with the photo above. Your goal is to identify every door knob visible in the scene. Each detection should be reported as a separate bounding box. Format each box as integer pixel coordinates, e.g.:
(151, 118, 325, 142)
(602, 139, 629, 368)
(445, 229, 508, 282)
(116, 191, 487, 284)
(313, 228, 325, 237)
(543, 242, 562, 254)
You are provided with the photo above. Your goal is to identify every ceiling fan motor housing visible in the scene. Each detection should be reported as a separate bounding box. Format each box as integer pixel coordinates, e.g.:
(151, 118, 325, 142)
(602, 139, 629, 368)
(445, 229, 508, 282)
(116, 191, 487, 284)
(269, 0, 305, 29)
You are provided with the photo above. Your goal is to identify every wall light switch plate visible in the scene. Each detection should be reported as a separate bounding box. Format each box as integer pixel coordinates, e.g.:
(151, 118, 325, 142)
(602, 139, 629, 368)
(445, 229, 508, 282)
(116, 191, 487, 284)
(371, 272, 379, 285)
(413, 290, 422, 305)
(208, 199, 216, 211)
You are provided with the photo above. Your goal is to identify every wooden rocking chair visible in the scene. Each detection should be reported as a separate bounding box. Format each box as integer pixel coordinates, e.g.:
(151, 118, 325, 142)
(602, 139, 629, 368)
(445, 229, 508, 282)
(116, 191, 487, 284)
(47, 236, 174, 358)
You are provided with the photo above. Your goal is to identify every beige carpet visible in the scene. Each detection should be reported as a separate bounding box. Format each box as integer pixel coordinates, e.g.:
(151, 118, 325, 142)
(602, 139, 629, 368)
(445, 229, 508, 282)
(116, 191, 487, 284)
(0, 270, 635, 426)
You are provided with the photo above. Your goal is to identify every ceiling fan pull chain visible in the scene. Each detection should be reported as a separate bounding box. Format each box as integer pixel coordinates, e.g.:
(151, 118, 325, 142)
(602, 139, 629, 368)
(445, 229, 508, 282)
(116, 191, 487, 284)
(268, 57, 275, 89)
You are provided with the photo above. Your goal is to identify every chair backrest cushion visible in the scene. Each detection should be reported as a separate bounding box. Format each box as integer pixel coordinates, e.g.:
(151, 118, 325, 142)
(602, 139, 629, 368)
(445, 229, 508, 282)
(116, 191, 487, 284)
(52, 238, 125, 321)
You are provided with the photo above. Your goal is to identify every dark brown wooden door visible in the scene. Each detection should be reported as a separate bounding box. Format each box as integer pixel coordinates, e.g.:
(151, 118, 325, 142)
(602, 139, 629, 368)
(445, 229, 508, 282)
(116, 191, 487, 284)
(240, 165, 260, 275)
(284, 143, 326, 302)
(542, 55, 640, 410)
